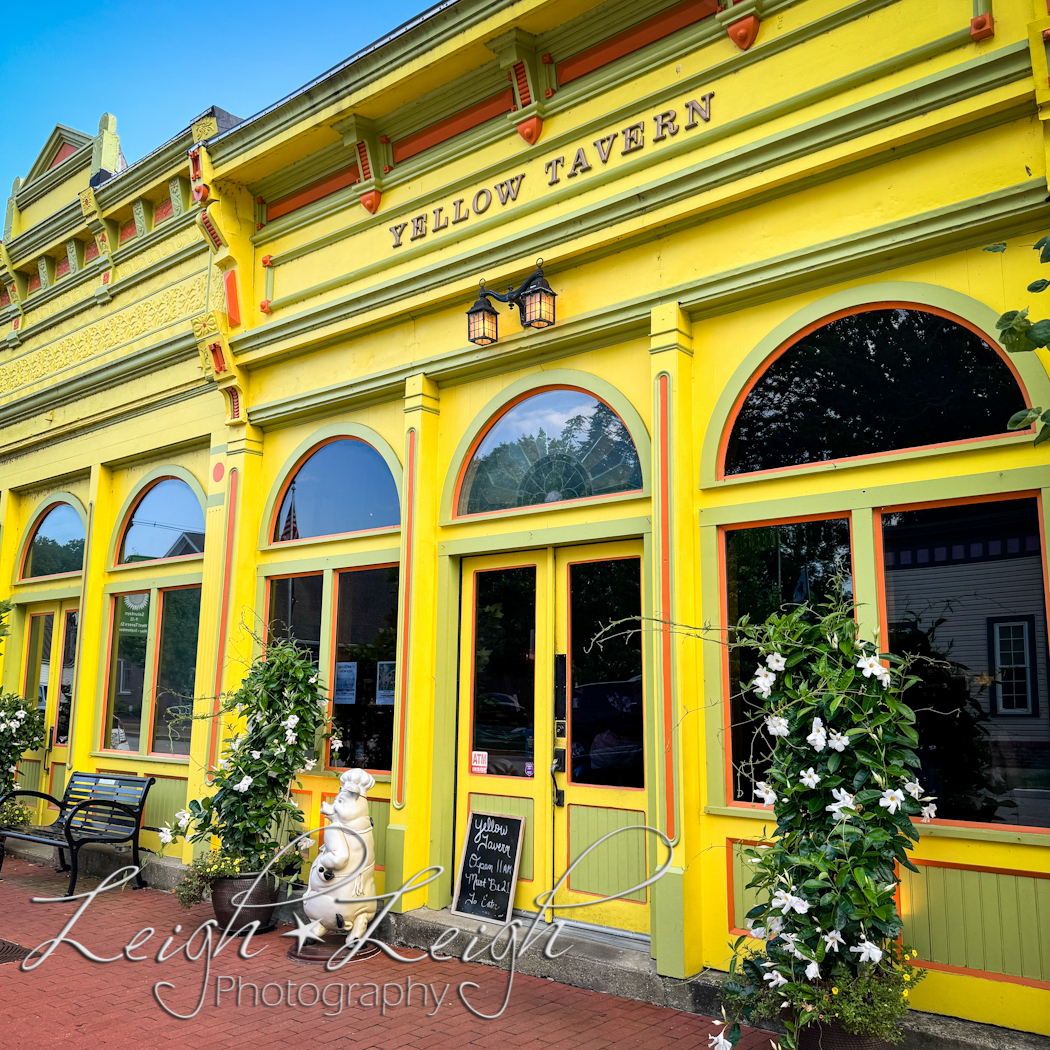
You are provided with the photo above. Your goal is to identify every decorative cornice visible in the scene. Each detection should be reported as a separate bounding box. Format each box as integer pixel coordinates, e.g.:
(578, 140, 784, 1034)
(16, 145, 93, 209)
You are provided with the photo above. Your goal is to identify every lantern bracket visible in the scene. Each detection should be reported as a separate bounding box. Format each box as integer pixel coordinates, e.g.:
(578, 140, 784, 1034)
(477, 258, 554, 328)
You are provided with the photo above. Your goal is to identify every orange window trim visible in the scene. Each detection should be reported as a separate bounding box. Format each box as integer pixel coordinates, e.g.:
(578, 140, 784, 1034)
(556, 0, 718, 87)
(266, 163, 360, 222)
(392, 89, 515, 166)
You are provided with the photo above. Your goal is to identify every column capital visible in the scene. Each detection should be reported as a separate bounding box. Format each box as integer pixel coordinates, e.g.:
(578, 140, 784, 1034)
(404, 373, 440, 415)
(650, 302, 692, 356)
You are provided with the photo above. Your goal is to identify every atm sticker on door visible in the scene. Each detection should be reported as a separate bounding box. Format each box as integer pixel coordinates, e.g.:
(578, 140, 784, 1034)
(471, 750, 488, 774)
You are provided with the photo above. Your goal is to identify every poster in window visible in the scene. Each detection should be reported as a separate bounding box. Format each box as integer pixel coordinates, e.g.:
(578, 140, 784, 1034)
(334, 661, 358, 704)
(120, 593, 150, 636)
(376, 661, 395, 705)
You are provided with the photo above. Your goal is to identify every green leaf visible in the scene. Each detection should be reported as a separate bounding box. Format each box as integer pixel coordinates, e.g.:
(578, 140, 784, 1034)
(1041, 239, 1050, 264)
(983, 242, 1008, 253)
(827, 752, 841, 773)
(1028, 279, 1050, 293)
(1035, 423, 1050, 447)
(1008, 407, 1041, 430)
(1028, 319, 1050, 346)
(1000, 328, 1037, 354)
(996, 309, 1023, 330)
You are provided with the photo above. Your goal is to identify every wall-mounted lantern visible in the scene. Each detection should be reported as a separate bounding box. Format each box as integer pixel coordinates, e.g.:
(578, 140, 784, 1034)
(467, 258, 557, 346)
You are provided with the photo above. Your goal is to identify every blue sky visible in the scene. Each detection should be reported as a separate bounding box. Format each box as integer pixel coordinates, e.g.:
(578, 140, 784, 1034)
(1, 0, 427, 198)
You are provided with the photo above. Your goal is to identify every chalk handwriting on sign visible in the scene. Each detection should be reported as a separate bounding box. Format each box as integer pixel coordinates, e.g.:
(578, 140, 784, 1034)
(451, 810, 525, 925)
(388, 92, 714, 249)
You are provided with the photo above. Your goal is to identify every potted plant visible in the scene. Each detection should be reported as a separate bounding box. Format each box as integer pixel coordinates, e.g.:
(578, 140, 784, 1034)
(161, 636, 333, 930)
(715, 593, 932, 1050)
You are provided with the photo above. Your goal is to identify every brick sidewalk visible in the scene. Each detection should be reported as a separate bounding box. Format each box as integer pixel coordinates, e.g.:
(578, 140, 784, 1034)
(0, 858, 775, 1050)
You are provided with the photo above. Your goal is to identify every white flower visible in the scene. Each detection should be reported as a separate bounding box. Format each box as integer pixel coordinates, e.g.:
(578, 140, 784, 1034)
(806, 717, 827, 752)
(799, 767, 822, 789)
(788, 895, 810, 915)
(766, 653, 786, 671)
(764, 715, 789, 738)
(823, 929, 845, 953)
(158, 827, 173, 844)
(13, 709, 26, 721)
(879, 788, 905, 815)
(233, 775, 253, 793)
(754, 781, 777, 807)
(250, 750, 262, 759)
(309, 675, 318, 685)
(175, 809, 192, 830)
(7, 764, 17, 773)
(904, 781, 923, 800)
(745, 919, 766, 939)
(303, 759, 316, 772)
(267, 770, 279, 778)
(767, 916, 784, 937)
(857, 653, 882, 677)
(828, 730, 850, 752)
(217, 758, 229, 770)
(805, 961, 821, 981)
(272, 743, 286, 755)
(763, 970, 788, 989)
(921, 803, 937, 823)
(850, 940, 883, 964)
(877, 669, 892, 689)
(825, 787, 856, 819)
(708, 1031, 732, 1050)
(285, 728, 297, 745)
(329, 737, 342, 750)
(281, 713, 300, 729)
(771, 889, 794, 914)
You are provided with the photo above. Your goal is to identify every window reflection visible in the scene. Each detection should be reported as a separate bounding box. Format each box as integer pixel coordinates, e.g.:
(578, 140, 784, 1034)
(120, 479, 205, 563)
(725, 519, 853, 800)
(882, 498, 1048, 828)
(472, 567, 536, 777)
(24, 504, 84, 578)
(569, 558, 644, 788)
(268, 575, 324, 664)
(24, 614, 54, 717)
(458, 389, 642, 516)
(57, 611, 77, 744)
(725, 309, 1026, 475)
(273, 439, 400, 542)
(105, 593, 150, 751)
(330, 567, 399, 771)
(151, 588, 201, 756)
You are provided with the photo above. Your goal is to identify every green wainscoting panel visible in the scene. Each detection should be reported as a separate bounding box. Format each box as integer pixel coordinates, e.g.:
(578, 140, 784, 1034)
(16, 759, 41, 794)
(901, 863, 1050, 982)
(470, 793, 534, 880)
(568, 805, 646, 903)
(49, 763, 67, 801)
(730, 840, 765, 930)
(369, 798, 390, 869)
(142, 776, 188, 832)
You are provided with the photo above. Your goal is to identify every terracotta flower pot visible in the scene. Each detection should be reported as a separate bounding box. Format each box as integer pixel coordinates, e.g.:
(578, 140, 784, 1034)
(210, 874, 279, 931)
(797, 1019, 893, 1050)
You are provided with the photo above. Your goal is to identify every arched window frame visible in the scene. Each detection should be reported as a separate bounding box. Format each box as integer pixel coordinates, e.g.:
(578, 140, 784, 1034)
(702, 284, 1048, 487)
(444, 370, 651, 523)
(15, 493, 89, 584)
(260, 424, 403, 550)
(108, 466, 208, 570)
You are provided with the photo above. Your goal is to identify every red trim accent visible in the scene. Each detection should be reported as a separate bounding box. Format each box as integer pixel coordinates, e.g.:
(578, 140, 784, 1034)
(513, 62, 532, 107)
(49, 143, 78, 169)
(726, 837, 767, 934)
(392, 90, 515, 165)
(970, 13, 994, 41)
(260, 300, 272, 314)
(726, 14, 760, 50)
(209, 341, 227, 373)
(556, 0, 718, 86)
(145, 585, 202, 757)
(99, 591, 150, 752)
(359, 190, 382, 215)
(394, 429, 416, 807)
(920, 960, 1050, 989)
(55, 256, 70, 279)
(355, 141, 372, 181)
(517, 116, 543, 145)
(20, 501, 84, 581)
(84, 240, 99, 263)
(266, 164, 360, 222)
(208, 468, 239, 769)
(153, 199, 173, 225)
(717, 303, 1034, 481)
(27, 273, 40, 294)
(658, 374, 675, 840)
(223, 270, 240, 327)
(0, 286, 9, 308)
(119, 221, 137, 244)
(261, 255, 273, 267)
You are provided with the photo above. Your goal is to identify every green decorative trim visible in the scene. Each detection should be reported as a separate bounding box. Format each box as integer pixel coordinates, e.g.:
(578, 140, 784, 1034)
(7, 583, 83, 604)
(700, 526, 728, 809)
(651, 867, 686, 976)
(102, 572, 203, 597)
(207, 492, 225, 508)
(105, 465, 208, 569)
(438, 514, 652, 558)
(257, 422, 403, 549)
(698, 281, 1050, 487)
(11, 490, 88, 588)
(437, 369, 651, 522)
(103, 565, 204, 589)
(20, 127, 92, 197)
(256, 546, 401, 577)
(6, 200, 83, 266)
(87, 751, 191, 766)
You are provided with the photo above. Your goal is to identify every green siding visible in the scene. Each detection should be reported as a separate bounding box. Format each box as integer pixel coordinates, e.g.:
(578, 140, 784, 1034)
(16, 759, 41, 794)
(470, 794, 534, 880)
(568, 805, 646, 903)
(369, 798, 390, 869)
(142, 776, 187, 832)
(901, 864, 1050, 982)
(730, 841, 765, 930)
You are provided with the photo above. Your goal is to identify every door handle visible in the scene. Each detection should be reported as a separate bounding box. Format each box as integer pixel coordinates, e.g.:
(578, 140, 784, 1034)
(550, 754, 565, 808)
(44, 725, 54, 772)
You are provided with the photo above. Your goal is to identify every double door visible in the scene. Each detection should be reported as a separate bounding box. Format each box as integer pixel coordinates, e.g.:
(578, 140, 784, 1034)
(19, 601, 79, 816)
(456, 541, 650, 934)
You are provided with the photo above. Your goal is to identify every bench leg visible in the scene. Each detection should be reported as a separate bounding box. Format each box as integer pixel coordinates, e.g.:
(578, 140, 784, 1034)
(56, 846, 70, 872)
(131, 838, 147, 890)
(64, 846, 79, 898)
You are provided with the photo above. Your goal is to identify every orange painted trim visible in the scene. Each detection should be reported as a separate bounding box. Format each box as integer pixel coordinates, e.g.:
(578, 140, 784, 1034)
(726, 837, 766, 935)
(19, 500, 85, 581)
(99, 590, 150, 753)
(265, 163, 360, 222)
(658, 374, 675, 840)
(65, 501, 91, 761)
(393, 429, 416, 807)
(919, 960, 1050, 990)
(146, 584, 202, 759)
(392, 90, 514, 165)
(911, 858, 1050, 879)
(556, 0, 718, 87)
(49, 143, 78, 169)
(452, 385, 642, 519)
(717, 303, 1034, 482)
(223, 270, 241, 328)
(208, 468, 238, 770)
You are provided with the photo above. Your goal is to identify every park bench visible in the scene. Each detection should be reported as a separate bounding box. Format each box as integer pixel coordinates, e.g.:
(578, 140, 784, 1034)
(0, 771, 155, 897)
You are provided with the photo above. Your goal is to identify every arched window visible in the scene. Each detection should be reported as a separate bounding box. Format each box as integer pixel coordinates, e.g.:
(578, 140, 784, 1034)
(119, 478, 206, 564)
(457, 388, 643, 516)
(723, 307, 1028, 476)
(23, 503, 85, 578)
(273, 439, 399, 542)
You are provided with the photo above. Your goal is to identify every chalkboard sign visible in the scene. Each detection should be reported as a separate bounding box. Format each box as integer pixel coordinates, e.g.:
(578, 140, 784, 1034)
(451, 809, 525, 924)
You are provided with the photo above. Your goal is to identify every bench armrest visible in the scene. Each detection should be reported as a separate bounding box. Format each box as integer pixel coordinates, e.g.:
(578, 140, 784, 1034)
(63, 799, 143, 845)
(0, 789, 64, 812)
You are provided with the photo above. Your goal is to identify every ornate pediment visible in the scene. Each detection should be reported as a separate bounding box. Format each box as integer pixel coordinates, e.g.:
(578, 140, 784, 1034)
(22, 124, 93, 186)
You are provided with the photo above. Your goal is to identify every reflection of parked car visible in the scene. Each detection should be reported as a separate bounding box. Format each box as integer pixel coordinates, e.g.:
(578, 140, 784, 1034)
(474, 692, 534, 757)
(571, 676, 643, 786)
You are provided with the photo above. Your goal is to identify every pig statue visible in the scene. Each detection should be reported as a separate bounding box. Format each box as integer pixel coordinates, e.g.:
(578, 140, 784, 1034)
(302, 767, 376, 941)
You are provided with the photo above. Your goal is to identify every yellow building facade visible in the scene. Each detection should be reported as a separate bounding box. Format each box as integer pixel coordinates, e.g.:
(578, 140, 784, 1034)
(1, 0, 1048, 1035)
